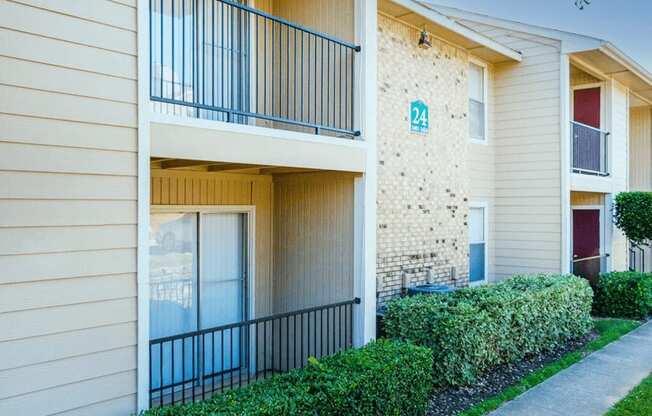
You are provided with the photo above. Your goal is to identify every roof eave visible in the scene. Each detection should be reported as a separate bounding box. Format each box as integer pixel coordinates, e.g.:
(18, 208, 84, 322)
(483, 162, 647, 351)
(393, 0, 522, 62)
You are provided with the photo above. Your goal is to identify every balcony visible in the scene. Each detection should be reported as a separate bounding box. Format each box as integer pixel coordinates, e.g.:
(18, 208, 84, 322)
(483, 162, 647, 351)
(571, 121, 609, 176)
(149, 298, 359, 407)
(149, 0, 360, 138)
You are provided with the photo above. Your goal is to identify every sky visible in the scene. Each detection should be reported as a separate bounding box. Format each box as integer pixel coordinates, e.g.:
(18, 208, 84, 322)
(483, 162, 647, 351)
(425, 0, 652, 73)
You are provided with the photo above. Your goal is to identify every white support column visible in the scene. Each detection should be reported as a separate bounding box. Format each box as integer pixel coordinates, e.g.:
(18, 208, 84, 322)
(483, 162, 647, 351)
(560, 54, 572, 274)
(136, 0, 152, 411)
(353, 0, 377, 347)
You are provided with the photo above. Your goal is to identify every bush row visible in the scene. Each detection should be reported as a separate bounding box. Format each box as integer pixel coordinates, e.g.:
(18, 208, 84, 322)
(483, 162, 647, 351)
(593, 271, 652, 319)
(383, 274, 594, 386)
(143, 339, 433, 416)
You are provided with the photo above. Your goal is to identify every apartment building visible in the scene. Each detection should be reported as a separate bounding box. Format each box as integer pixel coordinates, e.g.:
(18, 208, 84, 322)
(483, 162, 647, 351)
(0, 0, 376, 414)
(1, 0, 651, 414)
(374, 1, 652, 302)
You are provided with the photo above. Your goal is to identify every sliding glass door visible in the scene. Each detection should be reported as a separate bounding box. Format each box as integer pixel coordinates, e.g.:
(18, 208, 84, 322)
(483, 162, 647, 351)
(149, 211, 248, 392)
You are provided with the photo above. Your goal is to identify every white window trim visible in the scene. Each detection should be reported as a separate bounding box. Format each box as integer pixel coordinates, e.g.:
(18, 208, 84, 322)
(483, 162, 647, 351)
(469, 57, 489, 145)
(469, 202, 489, 286)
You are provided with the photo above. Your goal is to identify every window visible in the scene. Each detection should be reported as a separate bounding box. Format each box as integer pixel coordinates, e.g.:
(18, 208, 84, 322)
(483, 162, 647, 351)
(469, 62, 486, 141)
(469, 206, 487, 283)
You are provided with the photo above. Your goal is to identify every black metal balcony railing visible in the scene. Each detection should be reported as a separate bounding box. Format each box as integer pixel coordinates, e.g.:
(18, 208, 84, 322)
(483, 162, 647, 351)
(149, 298, 360, 408)
(149, 0, 360, 137)
(629, 243, 646, 272)
(571, 121, 609, 176)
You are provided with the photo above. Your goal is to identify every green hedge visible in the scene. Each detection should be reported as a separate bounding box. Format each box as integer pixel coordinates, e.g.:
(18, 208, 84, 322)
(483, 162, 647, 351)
(143, 339, 433, 416)
(593, 272, 652, 319)
(383, 274, 594, 386)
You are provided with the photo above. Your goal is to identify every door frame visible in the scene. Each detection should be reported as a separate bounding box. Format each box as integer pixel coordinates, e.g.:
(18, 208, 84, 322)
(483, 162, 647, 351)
(570, 204, 605, 273)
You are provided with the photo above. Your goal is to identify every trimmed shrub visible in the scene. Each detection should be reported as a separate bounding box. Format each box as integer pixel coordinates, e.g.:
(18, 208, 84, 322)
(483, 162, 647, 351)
(593, 271, 652, 319)
(383, 274, 594, 386)
(143, 339, 433, 416)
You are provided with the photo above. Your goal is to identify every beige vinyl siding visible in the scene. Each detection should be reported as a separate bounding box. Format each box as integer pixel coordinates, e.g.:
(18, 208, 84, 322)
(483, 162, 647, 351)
(462, 20, 563, 279)
(0, 1, 138, 415)
(629, 107, 652, 191)
(150, 169, 275, 317)
(272, 172, 355, 313)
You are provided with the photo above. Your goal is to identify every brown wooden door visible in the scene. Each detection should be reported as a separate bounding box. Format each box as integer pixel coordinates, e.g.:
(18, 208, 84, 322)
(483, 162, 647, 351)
(572, 209, 601, 286)
(574, 87, 601, 128)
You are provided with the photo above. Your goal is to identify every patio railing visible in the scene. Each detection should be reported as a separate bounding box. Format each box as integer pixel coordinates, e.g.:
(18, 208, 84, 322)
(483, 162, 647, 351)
(571, 121, 609, 176)
(629, 243, 647, 273)
(149, 297, 360, 408)
(149, 0, 360, 137)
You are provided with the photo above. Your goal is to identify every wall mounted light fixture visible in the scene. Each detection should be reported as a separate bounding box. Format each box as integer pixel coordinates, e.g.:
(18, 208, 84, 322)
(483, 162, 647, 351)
(418, 30, 432, 49)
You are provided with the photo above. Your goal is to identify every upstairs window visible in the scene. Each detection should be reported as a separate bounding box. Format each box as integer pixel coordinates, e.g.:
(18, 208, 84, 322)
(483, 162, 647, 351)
(469, 62, 487, 142)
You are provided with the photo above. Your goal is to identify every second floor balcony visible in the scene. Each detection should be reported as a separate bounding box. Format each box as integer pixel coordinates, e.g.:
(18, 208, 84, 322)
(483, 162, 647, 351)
(571, 121, 610, 176)
(149, 0, 360, 139)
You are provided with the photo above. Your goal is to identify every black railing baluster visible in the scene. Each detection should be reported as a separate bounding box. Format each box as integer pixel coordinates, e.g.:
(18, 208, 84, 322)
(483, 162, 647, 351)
(300, 312, 304, 367)
(211, 332, 215, 394)
(293, 314, 297, 369)
(220, 331, 224, 392)
(272, 318, 276, 376)
(307, 309, 311, 358)
(285, 316, 289, 372)
(325, 306, 330, 355)
(149, 344, 153, 408)
(170, 341, 175, 405)
(181, 337, 186, 403)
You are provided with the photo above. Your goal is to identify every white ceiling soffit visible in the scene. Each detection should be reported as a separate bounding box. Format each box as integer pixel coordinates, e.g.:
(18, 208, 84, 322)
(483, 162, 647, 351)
(572, 43, 652, 105)
(378, 0, 522, 63)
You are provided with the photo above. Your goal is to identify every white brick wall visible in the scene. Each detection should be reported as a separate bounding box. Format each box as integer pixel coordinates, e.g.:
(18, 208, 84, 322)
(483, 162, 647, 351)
(376, 14, 470, 304)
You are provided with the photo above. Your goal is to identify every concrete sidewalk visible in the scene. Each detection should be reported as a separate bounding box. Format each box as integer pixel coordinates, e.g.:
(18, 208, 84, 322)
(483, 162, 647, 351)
(490, 321, 652, 416)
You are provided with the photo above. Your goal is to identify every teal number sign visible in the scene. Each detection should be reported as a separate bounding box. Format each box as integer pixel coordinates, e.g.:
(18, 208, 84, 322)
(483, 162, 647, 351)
(410, 100, 429, 134)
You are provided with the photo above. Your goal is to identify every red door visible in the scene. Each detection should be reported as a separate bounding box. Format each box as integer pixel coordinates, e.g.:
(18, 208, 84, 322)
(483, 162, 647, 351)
(572, 209, 601, 285)
(574, 88, 601, 128)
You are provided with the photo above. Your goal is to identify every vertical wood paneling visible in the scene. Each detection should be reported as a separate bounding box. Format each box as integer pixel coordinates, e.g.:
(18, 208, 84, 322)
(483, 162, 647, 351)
(630, 107, 652, 191)
(571, 192, 604, 206)
(273, 0, 354, 43)
(272, 172, 355, 313)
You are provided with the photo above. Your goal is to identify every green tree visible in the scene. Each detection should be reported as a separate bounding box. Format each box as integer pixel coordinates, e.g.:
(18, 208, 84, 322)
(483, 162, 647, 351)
(614, 192, 652, 247)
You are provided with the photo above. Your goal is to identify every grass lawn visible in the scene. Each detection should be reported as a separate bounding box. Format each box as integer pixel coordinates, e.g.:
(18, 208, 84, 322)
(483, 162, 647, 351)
(606, 372, 652, 416)
(460, 319, 641, 416)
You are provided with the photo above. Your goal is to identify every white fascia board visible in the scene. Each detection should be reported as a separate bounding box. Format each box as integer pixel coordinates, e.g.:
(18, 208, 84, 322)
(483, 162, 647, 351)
(600, 43, 652, 90)
(425, 2, 604, 52)
(395, 0, 521, 62)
